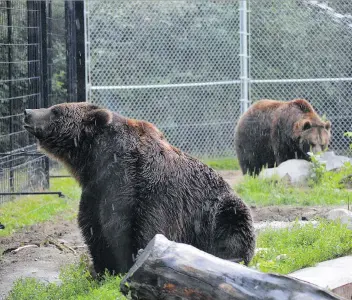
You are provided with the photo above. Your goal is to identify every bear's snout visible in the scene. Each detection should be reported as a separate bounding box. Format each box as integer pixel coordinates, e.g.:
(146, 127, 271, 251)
(23, 109, 33, 125)
(23, 108, 37, 128)
(24, 109, 32, 116)
(23, 108, 52, 138)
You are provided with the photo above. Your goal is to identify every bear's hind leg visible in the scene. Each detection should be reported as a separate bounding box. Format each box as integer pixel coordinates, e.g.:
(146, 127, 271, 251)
(213, 198, 256, 266)
(80, 222, 119, 276)
(89, 235, 119, 275)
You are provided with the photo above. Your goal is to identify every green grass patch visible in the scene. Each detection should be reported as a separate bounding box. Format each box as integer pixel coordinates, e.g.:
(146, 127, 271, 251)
(202, 157, 240, 170)
(235, 163, 352, 206)
(7, 255, 127, 300)
(0, 177, 81, 238)
(9, 220, 352, 298)
(250, 219, 352, 274)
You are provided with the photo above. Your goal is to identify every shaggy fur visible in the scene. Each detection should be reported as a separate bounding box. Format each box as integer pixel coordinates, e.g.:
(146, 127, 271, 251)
(234, 98, 331, 176)
(23, 102, 256, 275)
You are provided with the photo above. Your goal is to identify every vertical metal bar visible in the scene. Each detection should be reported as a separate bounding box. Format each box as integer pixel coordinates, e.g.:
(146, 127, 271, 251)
(40, 0, 50, 189)
(247, 0, 251, 106)
(27, 0, 32, 101)
(75, 0, 86, 102)
(27, 0, 34, 109)
(65, 0, 77, 102)
(239, 0, 249, 114)
(47, 0, 52, 106)
(6, 0, 14, 192)
(84, 0, 90, 102)
(40, 1, 49, 108)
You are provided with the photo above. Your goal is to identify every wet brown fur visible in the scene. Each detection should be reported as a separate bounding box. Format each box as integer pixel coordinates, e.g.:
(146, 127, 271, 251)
(234, 98, 331, 176)
(23, 102, 256, 276)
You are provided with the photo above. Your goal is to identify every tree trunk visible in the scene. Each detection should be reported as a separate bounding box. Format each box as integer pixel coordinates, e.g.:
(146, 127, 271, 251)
(120, 234, 343, 300)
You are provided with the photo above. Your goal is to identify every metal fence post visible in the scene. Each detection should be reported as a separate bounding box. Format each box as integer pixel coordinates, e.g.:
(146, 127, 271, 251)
(65, 0, 77, 103)
(6, 0, 14, 192)
(83, 0, 90, 102)
(65, 0, 85, 103)
(40, 0, 50, 189)
(75, 0, 86, 102)
(239, 0, 250, 115)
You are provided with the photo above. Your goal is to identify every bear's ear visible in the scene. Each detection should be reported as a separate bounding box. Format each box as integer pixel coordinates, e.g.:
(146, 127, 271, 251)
(83, 109, 113, 127)
(324, 120, 331, 131)
(292, 99, 313, 113)
(302, 120, 312, 131)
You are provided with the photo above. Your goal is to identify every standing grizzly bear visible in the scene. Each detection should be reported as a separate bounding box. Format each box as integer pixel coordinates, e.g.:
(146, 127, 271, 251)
(23, 102, 255, 275)
(234, 98, 331, 176)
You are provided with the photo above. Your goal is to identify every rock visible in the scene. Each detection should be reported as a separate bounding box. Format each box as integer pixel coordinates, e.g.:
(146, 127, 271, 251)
(318, 151, 352, 172)
(259, 159, 312, 186)
(258, 152, 352, 186)
(276, 254, 288, 261)
(339, 174, 352, 189)
(326, 208, 352, 230)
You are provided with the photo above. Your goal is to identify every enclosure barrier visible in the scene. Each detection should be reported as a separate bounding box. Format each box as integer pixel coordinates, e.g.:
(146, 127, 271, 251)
(0, 0, 85, 204)
(85, 0, 352, 158)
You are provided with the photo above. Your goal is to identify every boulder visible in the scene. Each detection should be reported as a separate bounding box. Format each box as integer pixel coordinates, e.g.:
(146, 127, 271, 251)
(259, 159, 312, 185)
(326, 208, 352, 230)
(258, 151, 352, 185)
(318, 151, 352, 172)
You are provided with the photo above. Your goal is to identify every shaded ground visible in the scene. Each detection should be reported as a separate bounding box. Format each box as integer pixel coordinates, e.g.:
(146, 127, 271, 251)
(0, 170, 347, 299)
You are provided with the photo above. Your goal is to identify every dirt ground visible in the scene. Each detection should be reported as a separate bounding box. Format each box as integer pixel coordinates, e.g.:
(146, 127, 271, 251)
(0, 218, 87, 299)
(0, 170, 347, 299)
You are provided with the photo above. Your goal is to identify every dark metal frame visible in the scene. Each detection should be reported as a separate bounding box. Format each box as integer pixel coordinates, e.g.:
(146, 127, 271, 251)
(0, 0, 84, 200)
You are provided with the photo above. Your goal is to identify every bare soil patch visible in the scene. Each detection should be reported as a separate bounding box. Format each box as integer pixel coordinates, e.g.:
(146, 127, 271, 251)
(250, 205, 345, 222)
(0, 218, 87, 300)
(218, 170, 245, 187)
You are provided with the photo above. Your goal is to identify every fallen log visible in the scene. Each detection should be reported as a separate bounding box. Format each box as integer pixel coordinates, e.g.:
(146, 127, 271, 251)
(120, 234, 343, 300)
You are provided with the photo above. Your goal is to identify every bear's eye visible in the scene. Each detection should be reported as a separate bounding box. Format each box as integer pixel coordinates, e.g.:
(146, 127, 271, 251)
(51, 108, 60, 116)
(303, 121, 312, 131)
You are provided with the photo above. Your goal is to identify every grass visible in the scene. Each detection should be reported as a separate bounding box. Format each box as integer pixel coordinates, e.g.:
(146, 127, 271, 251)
(201, 157, 240, 170)
(7, 219, 352, 299)
(250, 219, 352, 274)
(7, 255, 127, 300)
(0, 177, 81, 238)
(235, 162, 352, 206)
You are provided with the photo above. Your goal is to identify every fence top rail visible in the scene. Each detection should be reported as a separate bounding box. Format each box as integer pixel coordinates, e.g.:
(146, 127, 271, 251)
(90, 80, 241, 90)
(89, 77, 352, 91)
(251, 77, 352, 84)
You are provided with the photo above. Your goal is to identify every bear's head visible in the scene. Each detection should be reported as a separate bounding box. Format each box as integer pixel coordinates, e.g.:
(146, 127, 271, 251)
(292, 99, 331, 155)
(23, 102, 113, 159)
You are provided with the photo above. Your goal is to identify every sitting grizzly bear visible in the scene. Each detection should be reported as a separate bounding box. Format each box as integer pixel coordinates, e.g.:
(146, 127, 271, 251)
(23, 102, 255, 275)
(234, 98, 331, 176)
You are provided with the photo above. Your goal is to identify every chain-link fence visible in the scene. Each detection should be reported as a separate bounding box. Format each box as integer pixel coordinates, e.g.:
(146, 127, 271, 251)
(86, 0, 241, 158)
(86, 0, 352, 159)
(249, 0, 352, 153)
(0, 0, 81, 204)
